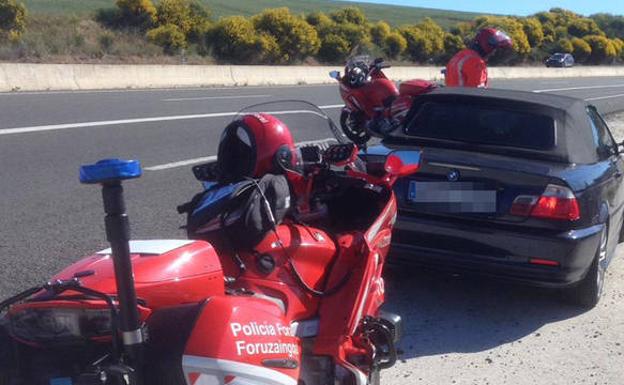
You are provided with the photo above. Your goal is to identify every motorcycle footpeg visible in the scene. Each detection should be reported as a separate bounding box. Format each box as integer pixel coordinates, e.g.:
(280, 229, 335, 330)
(360, 316, 399, 370)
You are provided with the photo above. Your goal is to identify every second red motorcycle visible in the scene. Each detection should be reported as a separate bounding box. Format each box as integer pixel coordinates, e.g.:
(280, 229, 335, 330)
(330, 56, 437, 145)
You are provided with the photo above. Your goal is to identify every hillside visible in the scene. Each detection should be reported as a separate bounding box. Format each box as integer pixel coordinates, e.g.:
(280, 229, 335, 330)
(21, 0, 486, 29)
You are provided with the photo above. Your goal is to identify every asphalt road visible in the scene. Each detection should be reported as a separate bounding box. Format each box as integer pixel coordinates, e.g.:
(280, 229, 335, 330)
(1, 77, 624, 294)
(0, 77, 624, 383)
(2, 78, 624, 295)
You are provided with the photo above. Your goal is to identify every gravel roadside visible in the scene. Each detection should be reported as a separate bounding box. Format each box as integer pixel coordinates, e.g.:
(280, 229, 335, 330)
(380, 113, 624, 385)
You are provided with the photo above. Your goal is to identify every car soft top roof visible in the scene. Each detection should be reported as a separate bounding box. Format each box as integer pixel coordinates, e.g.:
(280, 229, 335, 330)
(395, 87, 596, 164)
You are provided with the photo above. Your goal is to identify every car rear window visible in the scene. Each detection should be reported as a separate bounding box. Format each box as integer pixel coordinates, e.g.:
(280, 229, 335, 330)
(405, 102, 556, 150)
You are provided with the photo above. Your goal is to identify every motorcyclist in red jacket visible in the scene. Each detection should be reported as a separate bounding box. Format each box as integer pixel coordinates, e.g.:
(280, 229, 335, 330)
(445, 28, 513, 88)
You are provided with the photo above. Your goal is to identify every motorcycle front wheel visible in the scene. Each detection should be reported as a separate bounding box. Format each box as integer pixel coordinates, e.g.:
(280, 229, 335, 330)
(340, 109, 370, 146)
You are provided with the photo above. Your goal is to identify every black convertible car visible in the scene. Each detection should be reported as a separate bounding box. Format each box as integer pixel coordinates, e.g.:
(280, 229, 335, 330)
(367, 88, 623, 308)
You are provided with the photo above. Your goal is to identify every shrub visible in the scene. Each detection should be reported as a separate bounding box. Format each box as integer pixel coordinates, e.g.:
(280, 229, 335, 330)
(571, 37, 592, 62)
(210, 16, 263, 63)
(187, 1, 211, 43)
(400, 26, 426, 62)
(252, 8, 320, 63)
(115, 0, 157, 29)
(613, 38, 624, 60)
(591, 13, 624, 40)
(400, 18, 444, 63)
(522, 17, 544, 48)
(438, 32, 465, 62)
(256, 32, 280, 63)
(554, 38, 573, 53)
(332, 21, 370, 51)
(382, 31, 406, 59)
(370, 21, 391, 46)
(450, 22, 473, 37)
(567, 18, 603, 38)
(305, 11, 332, 28)
(146, 23, 186, 54)
(0, 0, 26, 42)
(156, 0, 193, 34)
(583, 34, 617, 63)
(317, 33, 350, 63)
(330, 7, 366, 26)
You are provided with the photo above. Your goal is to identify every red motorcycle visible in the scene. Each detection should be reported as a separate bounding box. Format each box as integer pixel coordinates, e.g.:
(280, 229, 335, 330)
(330, 56, 437, 145)
(0, 101, 420, 385)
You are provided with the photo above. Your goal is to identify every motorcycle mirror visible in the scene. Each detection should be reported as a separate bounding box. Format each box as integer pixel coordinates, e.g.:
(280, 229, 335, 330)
(192, 161, 219, 182)
(329, 70, 341, 80)
(385, 151, 421, 177)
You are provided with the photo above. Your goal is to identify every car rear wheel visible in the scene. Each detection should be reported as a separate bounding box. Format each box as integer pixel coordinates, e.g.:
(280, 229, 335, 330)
(564, 226, 607, 309)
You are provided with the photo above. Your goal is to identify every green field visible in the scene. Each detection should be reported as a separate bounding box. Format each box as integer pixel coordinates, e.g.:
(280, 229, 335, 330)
(21, 0, 487, 29)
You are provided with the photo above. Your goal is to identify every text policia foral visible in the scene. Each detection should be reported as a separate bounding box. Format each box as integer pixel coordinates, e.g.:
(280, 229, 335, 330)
(230, 322, 300, 356)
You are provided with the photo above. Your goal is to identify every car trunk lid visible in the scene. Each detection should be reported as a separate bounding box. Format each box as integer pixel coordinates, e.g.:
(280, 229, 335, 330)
(390, 147, 574, 225)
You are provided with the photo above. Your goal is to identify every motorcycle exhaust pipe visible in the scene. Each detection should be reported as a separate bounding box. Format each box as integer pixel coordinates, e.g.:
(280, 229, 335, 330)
(80, 159, 144, 383)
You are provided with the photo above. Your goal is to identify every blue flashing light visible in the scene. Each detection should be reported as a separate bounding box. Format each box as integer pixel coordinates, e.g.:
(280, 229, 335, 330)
(79, 159, 142, 184)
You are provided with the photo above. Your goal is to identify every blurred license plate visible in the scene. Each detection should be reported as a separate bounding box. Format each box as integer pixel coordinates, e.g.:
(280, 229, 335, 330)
(407, 181, 496, 213)
(50, 378, 73, 385)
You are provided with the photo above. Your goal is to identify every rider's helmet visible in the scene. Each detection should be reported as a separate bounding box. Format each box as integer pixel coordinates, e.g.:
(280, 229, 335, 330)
(472, 28, 513, 57)
(217, 113, 296, 183)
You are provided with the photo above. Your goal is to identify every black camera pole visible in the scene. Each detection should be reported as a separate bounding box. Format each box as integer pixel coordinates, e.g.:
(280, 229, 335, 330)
(80, 159, 144, 384)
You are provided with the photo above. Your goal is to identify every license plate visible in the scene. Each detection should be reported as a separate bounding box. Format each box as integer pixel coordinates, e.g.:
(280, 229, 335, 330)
(50, 378, 73, 385)
(407, 181, 497, 213)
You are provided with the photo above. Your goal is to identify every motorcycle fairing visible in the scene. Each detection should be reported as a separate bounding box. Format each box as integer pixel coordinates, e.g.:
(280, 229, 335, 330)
(312, 195, 398, 377)
(183, 295, 301, 384)
(340, 78, 399, 119)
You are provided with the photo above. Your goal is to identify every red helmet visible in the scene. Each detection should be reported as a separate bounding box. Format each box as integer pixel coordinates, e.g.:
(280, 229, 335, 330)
(217, 113, 296, 182)
(474, 28, 513, 56)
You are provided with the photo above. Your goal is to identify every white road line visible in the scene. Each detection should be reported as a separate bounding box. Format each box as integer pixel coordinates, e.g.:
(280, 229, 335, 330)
(145, 138, 337, 171)
(533, 84, 624, 93)
(162, 94, 271, 102)
(145, 156, 217, 171)
(0, 84, 335, 96)
(0, 112, 237, 135)
(585, 93, 624, 101)
(0, 105, 343, 136)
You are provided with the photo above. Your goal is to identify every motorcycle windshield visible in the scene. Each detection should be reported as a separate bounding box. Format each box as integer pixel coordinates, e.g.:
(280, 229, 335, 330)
(234, 100, 350, 146)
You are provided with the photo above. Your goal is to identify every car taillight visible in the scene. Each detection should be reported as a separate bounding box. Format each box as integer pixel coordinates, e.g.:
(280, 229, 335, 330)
(511, 184, 580, 221)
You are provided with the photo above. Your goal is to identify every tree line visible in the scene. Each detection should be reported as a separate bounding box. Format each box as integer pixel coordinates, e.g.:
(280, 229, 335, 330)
(2, 0, 624, 65)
